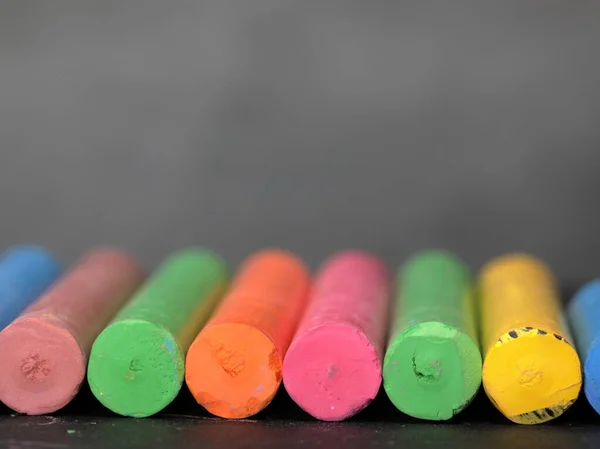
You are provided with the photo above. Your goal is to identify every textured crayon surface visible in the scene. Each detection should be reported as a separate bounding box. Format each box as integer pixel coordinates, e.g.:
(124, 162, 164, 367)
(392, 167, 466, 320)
(88, 249, 228, 418)
(283, 251, 391, 421)
(568, 279, 600, 415)
(383, 250, 481, 421)
(480, 254, 581, 424)
(0, 248, 144, 415)
(0, 245, 62, 330)
(186, 249, 310, 419)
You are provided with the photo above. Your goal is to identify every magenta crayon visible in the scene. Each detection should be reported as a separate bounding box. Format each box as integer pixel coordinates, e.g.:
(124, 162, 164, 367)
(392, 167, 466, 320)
(0, 248, 144, 415)
(283, 250, 391, 421)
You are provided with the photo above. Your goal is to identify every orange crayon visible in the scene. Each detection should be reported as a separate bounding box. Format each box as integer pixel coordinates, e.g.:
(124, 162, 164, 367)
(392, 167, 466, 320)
(185, 249, 310, 419)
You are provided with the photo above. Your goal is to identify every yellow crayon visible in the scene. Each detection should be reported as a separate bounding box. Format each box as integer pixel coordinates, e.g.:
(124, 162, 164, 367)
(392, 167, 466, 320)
(479, 254, 581, 424)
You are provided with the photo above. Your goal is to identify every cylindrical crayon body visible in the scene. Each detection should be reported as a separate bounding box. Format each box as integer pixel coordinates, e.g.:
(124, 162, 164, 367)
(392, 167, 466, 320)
(283, 251, 391, 421)
(480, 254, 581, 424)
(87, 249, 229, 418)
(186, 249, 310, 419)
(0, 245, 63, 330)
(383, 250, 482, 421)
(0, 248, 144, 415)
(567, 280, 600, 415)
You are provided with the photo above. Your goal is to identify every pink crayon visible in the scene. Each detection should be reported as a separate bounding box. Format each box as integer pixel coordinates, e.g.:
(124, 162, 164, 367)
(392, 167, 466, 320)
(0, 247, 144, 415)
(283, 250, 391, 421)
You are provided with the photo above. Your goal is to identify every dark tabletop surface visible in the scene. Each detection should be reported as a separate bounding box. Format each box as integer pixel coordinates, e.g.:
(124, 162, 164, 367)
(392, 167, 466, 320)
(1, 384, 599, 449)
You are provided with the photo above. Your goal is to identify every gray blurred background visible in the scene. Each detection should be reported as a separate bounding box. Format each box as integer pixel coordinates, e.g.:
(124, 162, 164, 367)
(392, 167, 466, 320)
(1, 1, 599, 281)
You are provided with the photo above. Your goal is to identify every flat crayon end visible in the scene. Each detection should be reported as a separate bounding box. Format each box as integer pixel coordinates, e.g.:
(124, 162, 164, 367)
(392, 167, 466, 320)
(483, 328, 581, 424)
(584, 342, 600, 415)
(0, 317, 85, 415)
(283, 323, 382, 421)
(570, 280, 600, 415)
(186, 323, 282, 419)
(383, 321, 482, 421)
(88, 319, 185, 418)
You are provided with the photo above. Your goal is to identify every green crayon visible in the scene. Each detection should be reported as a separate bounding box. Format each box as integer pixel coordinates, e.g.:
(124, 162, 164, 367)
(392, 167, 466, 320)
(88, 249, 229, 418)
(383, 250, 482, 420)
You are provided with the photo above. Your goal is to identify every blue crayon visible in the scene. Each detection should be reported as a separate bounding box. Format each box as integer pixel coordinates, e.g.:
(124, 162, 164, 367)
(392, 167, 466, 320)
(568, 279, 600, 414)
(0, 245, 63, 330)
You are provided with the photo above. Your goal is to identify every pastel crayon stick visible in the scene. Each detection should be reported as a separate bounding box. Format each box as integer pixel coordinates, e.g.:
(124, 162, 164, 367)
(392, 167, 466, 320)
(283, 251, 390, 421)
(480, 254, 581, 424)
(88, 249, 229, 418)
(383, 250, 482, 420)
(283, 251, 391, 421)
(0, 247, 144, 415)
(567, 280, 600, 415)
(186, 249, 310, 419)
(0, 245, 63, 330)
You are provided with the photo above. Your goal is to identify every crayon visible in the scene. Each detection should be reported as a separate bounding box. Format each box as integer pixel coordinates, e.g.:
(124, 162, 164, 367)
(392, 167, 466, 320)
(88, 248, 229, 418)
(0, 245, 62, 330)
(567, 280, 600, 415)
(283, 251, 391, 421)
(186, 249, 310, 419)
(480, 254, 581, 424)
(383, 250, 482, 420)
(0, 248, 144, 415)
